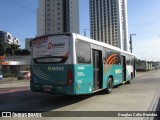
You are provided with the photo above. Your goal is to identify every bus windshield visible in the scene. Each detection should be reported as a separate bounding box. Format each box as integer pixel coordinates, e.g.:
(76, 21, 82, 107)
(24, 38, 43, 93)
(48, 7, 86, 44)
(32, 35, 70, 64)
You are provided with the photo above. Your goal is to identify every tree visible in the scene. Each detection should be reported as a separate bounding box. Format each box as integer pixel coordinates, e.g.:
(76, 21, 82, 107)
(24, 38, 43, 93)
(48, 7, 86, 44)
(21, 49, 30, 55)
(0, 43, 5, 56)
(5, 45, 31, 56)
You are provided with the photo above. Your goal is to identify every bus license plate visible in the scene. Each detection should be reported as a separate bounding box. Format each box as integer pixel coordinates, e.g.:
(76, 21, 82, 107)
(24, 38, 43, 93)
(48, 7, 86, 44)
(43, 88, 51, 92)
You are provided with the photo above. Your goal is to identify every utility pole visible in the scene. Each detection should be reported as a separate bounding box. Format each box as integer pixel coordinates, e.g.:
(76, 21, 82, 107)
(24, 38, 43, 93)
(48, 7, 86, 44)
(130, 34, 136, 53)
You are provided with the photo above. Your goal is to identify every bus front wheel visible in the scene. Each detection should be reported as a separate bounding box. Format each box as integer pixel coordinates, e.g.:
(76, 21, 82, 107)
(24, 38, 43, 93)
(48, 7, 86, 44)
(105, 77, 113, 94)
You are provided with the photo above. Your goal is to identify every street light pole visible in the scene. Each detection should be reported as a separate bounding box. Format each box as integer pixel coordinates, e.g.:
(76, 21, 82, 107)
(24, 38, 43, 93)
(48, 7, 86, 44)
(130, 34, 136, 53)
(83, 29, 90, 37)
(84, 31, 86, 37)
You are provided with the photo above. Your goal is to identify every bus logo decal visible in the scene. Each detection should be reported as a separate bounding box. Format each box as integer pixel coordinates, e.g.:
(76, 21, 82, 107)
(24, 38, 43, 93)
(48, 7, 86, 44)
(32, 66, 54, 81)
(104, 54, 118, 71)
(115, 69, 122, 74)
(48, 66, 64, 71)
(48, 66, 52, 71)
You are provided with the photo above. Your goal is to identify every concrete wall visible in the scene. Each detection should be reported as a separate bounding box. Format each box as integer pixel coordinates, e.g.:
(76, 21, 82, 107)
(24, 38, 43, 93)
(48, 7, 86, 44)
(136, 60, 160, 71)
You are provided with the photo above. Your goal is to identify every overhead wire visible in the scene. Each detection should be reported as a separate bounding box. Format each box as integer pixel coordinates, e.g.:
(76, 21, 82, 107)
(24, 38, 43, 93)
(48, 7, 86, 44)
(9, 0, 36, 14)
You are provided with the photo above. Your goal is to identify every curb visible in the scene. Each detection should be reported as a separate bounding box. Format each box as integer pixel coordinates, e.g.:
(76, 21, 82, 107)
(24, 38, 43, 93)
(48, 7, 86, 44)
(144, 88, 160, 120)
(0, 79, 30, 84)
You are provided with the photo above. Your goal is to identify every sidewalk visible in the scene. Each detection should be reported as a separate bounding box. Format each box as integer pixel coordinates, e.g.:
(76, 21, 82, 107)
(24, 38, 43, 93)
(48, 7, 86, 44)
(0, 77, 30, 89)
(136, 69, 160, 78)
(0, 77, 30, 84)
(0, 70, 160, 120)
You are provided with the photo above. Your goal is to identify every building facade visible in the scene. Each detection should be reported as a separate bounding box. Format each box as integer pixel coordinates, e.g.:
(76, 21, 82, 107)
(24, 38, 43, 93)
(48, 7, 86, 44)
(0, 30, 20, 46)
(0, 30, 13, 45)
(25, 38, 32, 52)
(90, 0, 129, 51)
(37, 0, 79, 36)
(1, 56, 30, 77)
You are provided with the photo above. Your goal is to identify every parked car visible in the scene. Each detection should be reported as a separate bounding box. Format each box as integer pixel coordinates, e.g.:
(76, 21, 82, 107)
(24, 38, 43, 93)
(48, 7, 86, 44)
(0, 73, 3, 80)
(17, 71, 31, 80)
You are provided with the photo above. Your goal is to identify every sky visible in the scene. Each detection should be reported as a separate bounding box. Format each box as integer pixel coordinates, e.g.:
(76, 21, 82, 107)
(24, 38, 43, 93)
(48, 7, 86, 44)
(0, 0, 160, 61)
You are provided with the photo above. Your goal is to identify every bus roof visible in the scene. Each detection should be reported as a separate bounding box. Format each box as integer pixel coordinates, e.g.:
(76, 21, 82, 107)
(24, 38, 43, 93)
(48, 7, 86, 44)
(74, 33, 134, 56)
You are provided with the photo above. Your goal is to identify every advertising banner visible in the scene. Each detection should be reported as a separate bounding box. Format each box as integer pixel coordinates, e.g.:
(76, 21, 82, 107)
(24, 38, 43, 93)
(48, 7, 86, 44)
(32, 35, 69, 58)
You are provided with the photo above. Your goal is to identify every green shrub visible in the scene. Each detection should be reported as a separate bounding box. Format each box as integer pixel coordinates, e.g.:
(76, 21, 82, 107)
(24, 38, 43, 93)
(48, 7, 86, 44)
(3, 73, 17, 78)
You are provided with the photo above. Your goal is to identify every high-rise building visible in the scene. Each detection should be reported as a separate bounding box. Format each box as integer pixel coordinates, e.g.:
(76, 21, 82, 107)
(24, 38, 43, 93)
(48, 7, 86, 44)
(0, 31, 13, 44)
(90, 0, 129, 51)
(0, 30, 20, 46)
(37, 0, 79, 36)
(25, 38, 33, 52)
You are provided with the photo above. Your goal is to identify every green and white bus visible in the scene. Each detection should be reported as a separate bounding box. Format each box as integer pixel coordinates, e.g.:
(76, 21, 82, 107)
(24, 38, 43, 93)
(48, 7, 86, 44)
(30, 33, 136, 95)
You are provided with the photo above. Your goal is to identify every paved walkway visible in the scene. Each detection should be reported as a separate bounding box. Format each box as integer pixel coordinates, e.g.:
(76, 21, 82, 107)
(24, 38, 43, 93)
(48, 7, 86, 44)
(0, 70, 160, 120)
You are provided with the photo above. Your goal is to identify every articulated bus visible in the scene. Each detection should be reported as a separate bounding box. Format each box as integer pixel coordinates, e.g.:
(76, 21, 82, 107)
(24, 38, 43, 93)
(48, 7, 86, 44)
(30, 33, 136, 95)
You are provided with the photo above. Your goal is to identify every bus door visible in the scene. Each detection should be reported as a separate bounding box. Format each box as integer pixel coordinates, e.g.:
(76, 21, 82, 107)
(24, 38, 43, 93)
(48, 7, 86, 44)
(92, 49, 103, 90)
(122, 56, 126, 82)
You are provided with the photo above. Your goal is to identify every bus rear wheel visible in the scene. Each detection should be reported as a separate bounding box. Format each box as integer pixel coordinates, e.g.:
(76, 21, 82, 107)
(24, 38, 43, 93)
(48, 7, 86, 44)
(105, 77, 113, 94)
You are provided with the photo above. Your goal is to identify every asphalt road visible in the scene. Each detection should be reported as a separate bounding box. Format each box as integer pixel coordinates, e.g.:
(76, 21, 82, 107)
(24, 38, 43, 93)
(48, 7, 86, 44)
(0, 70, 160, 120)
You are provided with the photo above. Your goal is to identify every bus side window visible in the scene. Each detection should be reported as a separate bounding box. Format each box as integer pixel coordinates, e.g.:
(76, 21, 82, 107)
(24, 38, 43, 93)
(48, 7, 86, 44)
(126, 55, 130, 65)
(105, 48, 112, 59)
(76, 41, 91, 64)
(105, 49, 121, 65)
(114, 52, 121, 65)
(102, 48, 106, 62)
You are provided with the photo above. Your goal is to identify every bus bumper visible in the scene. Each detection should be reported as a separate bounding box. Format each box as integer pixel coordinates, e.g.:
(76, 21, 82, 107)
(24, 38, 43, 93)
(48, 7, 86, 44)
(30, 82, 76, 95)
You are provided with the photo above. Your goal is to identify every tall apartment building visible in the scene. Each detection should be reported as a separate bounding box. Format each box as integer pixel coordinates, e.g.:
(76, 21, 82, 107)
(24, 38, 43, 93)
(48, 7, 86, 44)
(90, 0, 129, 51)
(37, 0, 79, 36)
(0, 30, 20, 46)
(25, 38, 33, 52)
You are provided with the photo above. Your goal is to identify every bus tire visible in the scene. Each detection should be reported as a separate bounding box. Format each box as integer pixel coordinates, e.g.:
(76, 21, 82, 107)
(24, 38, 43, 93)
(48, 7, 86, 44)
(105, 77, 113, 94)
